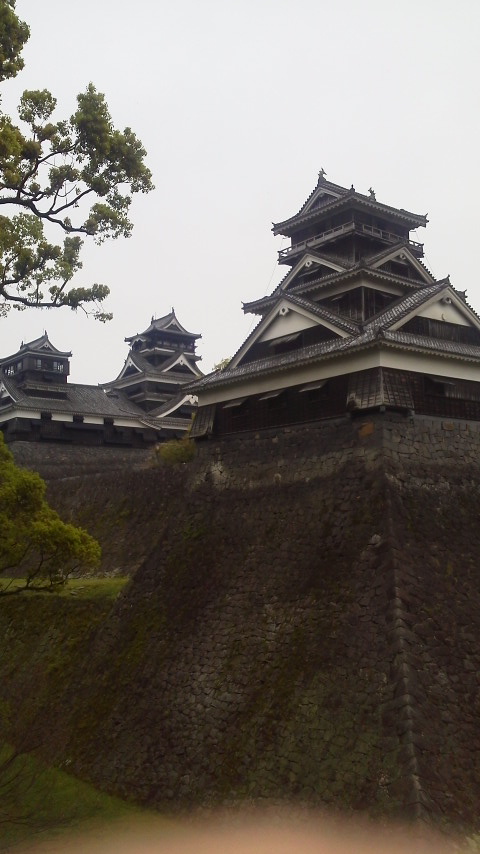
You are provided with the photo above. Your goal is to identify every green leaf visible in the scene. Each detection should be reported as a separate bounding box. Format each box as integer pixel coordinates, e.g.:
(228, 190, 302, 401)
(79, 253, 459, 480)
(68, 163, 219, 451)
(0, 433, 101, 590)
(0, 13, 153, 318)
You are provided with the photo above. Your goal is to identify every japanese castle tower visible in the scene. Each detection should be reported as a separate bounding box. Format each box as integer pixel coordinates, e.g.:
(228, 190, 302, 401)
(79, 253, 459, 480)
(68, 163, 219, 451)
(102, 310, 202, 422)
(190, 171, 480, 437)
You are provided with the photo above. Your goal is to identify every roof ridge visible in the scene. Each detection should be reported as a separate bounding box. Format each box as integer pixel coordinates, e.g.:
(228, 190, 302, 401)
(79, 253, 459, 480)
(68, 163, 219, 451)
(273, 188, 427, 234)
(364, 280, 449, 332)
(283, 292, 359, 334)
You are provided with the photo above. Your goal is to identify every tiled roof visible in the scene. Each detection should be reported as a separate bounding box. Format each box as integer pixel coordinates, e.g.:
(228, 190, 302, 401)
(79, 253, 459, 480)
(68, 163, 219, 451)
(381, 329, 480, 361)
(365, 242, 433, 280)
(191, 320, 480, 394)
(276, 176, 348, 222)
(148, 390, 196, 418)
(191, 280, 480, 394)
(261, 250, 356, 301)
(227, 293, 357, 379)
(1, 333, 72, 363)
(103, 349, 201, 387)
(243, 265, 428, 315)
(282, 293, 359, 335)
(273, 186, 427, 235)
(0, 377, 145, 419)
(101, 351, 159, 385)
(124, 351, 152, 373)
(125, 311, 201, 341)
(188, 334, 374, 391)
(153, 351, 203, 377)
(364, 280, 450, 331)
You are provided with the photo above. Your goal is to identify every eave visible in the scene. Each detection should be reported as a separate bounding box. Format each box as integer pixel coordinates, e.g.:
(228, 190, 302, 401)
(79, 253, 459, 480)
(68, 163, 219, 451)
(190, 316, 480, 395)
(243, 266, 432, 316)
(273, 192, 427, 236)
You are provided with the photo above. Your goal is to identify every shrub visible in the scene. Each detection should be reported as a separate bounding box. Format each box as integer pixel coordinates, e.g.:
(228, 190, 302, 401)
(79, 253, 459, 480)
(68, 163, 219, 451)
(155, 438, 195, 465)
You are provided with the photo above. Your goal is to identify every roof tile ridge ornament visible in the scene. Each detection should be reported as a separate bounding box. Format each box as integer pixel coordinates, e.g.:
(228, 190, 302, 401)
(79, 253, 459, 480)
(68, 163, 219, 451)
(317, 167, 327, 184)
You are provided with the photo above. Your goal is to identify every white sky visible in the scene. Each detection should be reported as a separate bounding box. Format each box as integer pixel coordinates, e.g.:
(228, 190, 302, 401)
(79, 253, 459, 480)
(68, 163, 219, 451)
(1, 0, 480, 383)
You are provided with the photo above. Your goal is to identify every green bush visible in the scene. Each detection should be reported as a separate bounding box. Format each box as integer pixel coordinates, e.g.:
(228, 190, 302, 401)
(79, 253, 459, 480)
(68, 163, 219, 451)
(155, 438, 195, 465)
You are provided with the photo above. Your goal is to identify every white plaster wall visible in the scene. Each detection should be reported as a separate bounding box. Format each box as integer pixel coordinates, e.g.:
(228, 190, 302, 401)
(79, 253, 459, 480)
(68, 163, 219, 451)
(417, 301, 470, 326)
(258, 311, 318, 342)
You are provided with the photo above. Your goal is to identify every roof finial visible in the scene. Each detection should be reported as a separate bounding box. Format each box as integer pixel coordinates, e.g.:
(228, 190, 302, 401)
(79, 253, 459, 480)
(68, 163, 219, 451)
(318, 168, 326, 183)
(368, 187, 376, 200)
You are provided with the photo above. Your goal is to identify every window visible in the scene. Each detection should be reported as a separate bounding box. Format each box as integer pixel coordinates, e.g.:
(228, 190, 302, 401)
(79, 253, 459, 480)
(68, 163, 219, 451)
(425, 376, 454, 397)
(53, 361, 64, 372)
(223, 397, 247, 409)
(261, 390, 286, 411)
(35, 358, 42, 369)
(270, 333, 302, 355)
(299, 379, 329, 403)
(5, 365, 15, 376)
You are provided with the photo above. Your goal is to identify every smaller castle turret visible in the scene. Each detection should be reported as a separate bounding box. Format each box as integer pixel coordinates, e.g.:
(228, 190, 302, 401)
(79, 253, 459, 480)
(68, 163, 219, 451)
(101, 310, 203, 421)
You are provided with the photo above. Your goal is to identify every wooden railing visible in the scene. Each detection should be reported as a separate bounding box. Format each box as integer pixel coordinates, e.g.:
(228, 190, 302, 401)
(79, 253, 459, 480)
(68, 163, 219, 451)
(278, 222, 423, 260)
(278, 222, 355, 259)
(361, 223, 423, 251)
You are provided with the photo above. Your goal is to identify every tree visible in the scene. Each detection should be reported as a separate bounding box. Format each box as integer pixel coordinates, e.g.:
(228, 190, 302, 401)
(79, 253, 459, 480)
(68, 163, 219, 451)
(0, 2, 153, 320)
(213, 357, 231, 371)
(0, 433, 100, 593)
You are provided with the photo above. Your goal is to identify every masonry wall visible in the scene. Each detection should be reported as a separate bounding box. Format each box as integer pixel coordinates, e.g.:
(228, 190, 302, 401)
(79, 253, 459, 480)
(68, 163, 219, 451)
(3, 414, 480, 830)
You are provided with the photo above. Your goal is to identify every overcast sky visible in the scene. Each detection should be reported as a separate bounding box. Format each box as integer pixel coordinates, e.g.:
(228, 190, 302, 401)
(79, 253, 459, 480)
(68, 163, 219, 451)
(1, 0, 480, 383)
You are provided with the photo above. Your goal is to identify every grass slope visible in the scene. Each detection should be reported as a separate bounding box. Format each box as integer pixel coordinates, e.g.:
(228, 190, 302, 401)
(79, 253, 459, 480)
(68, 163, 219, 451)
(0, 748, 150, 851)
(0, 578, 143, 851)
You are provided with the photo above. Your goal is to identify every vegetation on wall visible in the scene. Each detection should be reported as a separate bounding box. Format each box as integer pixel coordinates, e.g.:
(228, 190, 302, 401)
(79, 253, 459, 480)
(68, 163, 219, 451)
(0, 433, 100, 593)
(0, 1, 153, 320)
(155, 437, 195, 465)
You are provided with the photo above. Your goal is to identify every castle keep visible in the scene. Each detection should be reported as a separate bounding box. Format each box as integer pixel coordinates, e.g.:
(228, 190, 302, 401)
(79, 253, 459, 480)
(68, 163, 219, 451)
(191, 172, 480, 435)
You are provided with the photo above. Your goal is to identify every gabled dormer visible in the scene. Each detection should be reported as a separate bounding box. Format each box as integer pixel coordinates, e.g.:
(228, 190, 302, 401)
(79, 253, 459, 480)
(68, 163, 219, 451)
(295, 170, 347, 215)
(0, 379, 14, 407)
(368, 244, 434, 285)
(233, 295, 351, 369)
(161, 353, 203, 377)
(391, 284, 480, 347)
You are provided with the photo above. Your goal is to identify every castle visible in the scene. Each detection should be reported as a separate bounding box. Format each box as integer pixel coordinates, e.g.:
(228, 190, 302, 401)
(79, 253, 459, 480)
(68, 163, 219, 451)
(4, 173, 480, 447)
(190, 171, 480, 436)
(0, 310, 202, 446)
(2, 175, 480, 828)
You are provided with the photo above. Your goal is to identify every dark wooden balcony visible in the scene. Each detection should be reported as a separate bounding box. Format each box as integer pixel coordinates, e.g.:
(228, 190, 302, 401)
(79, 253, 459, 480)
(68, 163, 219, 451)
(278, 222, 423, 262)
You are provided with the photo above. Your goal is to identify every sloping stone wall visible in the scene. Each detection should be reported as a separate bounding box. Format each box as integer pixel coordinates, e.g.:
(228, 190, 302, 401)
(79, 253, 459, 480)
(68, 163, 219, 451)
(3, 414, 480, 829)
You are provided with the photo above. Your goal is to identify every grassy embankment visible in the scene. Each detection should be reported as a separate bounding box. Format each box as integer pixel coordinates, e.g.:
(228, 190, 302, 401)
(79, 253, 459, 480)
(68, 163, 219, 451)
(0, 578, 168, 851)
(0, 746, 154, 851)
(0, 578, 129, 599)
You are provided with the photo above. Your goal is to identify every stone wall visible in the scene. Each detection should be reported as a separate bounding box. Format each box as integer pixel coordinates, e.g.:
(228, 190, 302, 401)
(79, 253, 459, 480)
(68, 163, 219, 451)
(2, 413, 480, 830)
